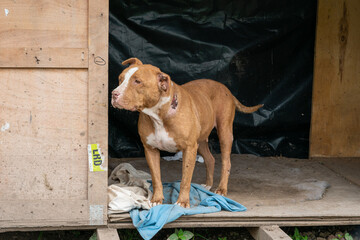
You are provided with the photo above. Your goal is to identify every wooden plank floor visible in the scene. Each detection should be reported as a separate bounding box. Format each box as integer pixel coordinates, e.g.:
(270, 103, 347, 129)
(317, 158, 360, 186)
(109, 155, 360, 227)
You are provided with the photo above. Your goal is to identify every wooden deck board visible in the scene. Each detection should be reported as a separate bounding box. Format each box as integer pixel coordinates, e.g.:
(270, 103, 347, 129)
(317, 158, 360, 186)
(108, 155, 360, 226)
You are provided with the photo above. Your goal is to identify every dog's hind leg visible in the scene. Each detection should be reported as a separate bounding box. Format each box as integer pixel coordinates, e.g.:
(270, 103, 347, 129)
(198, 141, 215, 190)
(215, 105, 235, 196)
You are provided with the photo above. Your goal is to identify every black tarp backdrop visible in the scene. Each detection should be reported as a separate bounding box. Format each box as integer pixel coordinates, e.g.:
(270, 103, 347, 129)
(109, 0, 317, 159)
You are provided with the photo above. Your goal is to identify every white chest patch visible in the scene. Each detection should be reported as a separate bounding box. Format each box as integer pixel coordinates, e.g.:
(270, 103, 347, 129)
(142, 96, 178, 153)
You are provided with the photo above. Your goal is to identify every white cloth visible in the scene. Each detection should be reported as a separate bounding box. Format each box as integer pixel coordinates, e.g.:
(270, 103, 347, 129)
(108, 163, 153, 214)
(162, 151, 204, 163)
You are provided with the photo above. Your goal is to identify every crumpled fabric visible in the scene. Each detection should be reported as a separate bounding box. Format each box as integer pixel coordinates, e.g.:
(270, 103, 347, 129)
(162, 151, 204, 163)
(108, 163, 153, 214)
(130, 182, 246, 240)
(108, 163, 246, 240)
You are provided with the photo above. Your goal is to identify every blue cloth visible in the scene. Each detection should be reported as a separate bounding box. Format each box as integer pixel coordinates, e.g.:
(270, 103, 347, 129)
(130, 181, 246, 240)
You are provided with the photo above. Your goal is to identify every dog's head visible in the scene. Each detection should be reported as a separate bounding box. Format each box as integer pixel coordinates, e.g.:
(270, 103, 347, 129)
(111, 58, 171, 111)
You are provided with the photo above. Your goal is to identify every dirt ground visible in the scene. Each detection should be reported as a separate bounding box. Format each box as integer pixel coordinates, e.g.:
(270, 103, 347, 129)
(0, 230, 93, 240)
(283, 226, 360, 240)
(1, 226, 360, 240)
(119, 227, 254, 240)
(0, 228, 254, 240)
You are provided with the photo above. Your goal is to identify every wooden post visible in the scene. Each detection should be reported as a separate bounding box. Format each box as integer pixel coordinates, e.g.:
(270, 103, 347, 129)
(310, 0, 360, 157)
(87, 0, 109, 226)
(97, 228, 120, 240)
(248, 226, 292, 240)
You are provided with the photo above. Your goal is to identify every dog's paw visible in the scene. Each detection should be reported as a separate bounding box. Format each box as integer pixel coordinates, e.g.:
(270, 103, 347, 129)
(175, 200, 190, 208)
(201, 184, 212, 191)
(151, 195, 163, 207)
(151, 201, 162, 207)
(215, 188, 228, 196)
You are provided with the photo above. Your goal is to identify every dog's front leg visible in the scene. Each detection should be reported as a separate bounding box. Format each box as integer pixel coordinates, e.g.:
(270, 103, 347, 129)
(176, 144, 198, 208)
(144, 146, 164, 206)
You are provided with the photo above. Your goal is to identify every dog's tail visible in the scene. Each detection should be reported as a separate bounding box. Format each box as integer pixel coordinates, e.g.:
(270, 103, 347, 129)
(233, 96, 263, 113)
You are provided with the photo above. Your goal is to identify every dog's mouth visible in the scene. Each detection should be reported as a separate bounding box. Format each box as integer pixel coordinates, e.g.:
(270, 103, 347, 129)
(111, 99, 139, 112)
(128, 106, 138, 111)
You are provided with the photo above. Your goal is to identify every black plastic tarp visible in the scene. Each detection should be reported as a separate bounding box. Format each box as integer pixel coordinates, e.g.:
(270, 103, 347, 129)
(109, 0, 317, 159)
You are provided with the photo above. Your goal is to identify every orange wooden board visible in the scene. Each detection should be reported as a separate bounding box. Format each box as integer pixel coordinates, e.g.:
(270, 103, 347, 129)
(310, 0, 360, 157)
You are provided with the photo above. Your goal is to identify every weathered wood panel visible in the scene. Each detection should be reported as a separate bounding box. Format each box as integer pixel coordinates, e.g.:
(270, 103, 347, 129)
(0, 200, 89, 226)
(0, 69, 88, 200)
(310, 0, 360, 157)
(0, 0, 87, 48)
(0, 0, 108, 229)
(0, 48, 88, 68)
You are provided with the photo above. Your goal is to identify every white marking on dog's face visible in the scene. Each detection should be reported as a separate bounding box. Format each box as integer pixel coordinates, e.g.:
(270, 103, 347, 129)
(112, 67, 138, 107)
(142, 96, 177, 152)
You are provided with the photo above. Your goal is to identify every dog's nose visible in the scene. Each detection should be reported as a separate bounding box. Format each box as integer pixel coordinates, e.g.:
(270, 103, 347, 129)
(112, 90, 120, 99)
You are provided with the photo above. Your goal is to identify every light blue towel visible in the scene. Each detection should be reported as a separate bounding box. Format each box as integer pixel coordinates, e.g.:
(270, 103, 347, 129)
(130, 181, 246, 240)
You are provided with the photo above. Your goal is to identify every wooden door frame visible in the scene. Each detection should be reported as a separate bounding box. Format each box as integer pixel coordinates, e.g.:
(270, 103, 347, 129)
(87, 0, 109, 227)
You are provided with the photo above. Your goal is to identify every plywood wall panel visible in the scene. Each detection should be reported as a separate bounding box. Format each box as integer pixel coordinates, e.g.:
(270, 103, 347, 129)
(0, 200, 90, 227)
(0, 69, 88, 200)
(0, 0, 108, 229)
(0, 48, 88, 68)
(310, 0, 360, 157)
(0, 0, 87, 48)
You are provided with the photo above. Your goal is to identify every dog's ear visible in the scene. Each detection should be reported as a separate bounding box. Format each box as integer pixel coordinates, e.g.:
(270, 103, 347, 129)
(122, 58, 143, 66)
(157, 72, 170, 92)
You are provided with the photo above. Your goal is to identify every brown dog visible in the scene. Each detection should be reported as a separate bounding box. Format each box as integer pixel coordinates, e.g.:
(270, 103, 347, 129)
(111, 58, 263, 208)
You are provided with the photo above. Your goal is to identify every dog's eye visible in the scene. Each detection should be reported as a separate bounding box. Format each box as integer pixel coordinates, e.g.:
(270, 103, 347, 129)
(134, 79, 141, 84)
